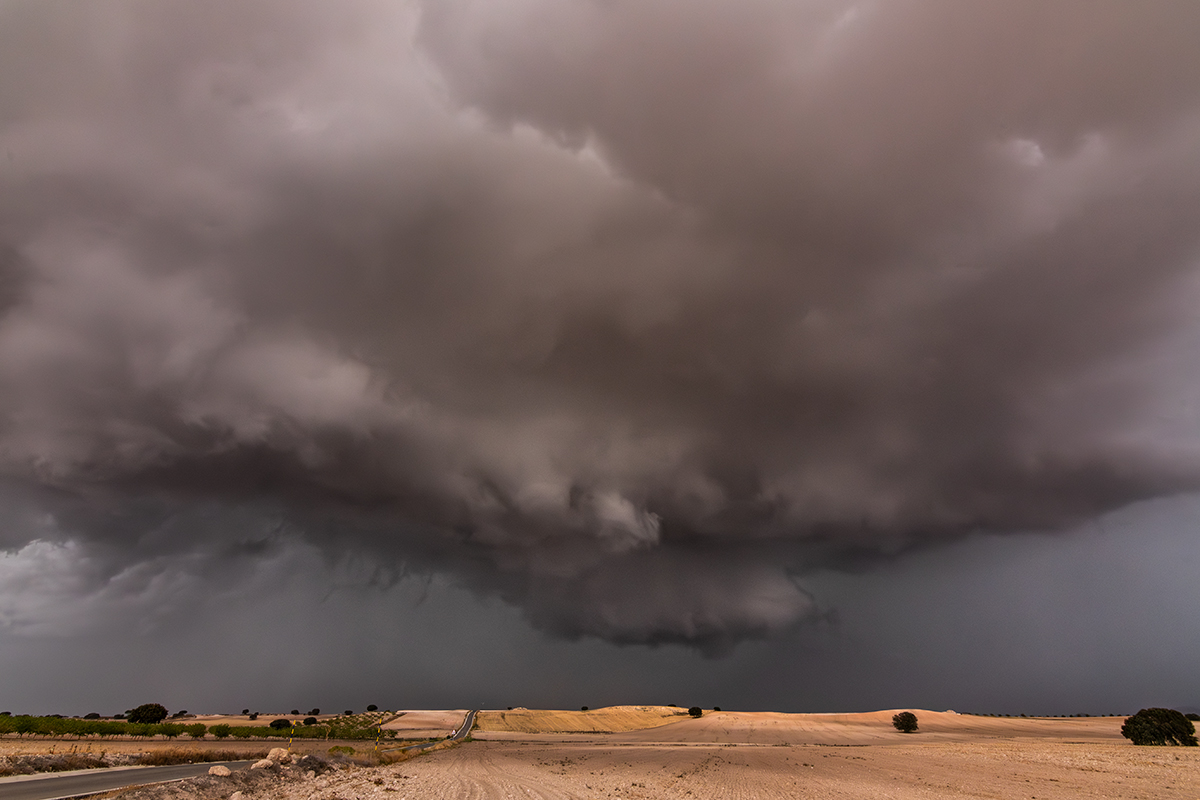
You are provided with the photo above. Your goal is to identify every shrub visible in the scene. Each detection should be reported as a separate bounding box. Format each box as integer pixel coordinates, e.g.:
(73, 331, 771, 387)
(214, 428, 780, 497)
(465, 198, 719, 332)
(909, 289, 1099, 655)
(1186, 713, 1200, 722)
(309, 708, 320, 716)
(83, 713, 101, 720)
(291, 709, 300, 715)
(688, 707, 703, 718)
(248, 713, 258, 721)
(892, 712, 919, 733)
(303, 717, 318, 726)
(211, 724, 232, 739)
(713, 707, 721, 712)
(185, 723, 207, 739)
(242, 709, 250, 715)
(127, 704, 168, 724)
(344, 710, 353, 716)
(1121, 708, 1197, 746)
(269, 718, 292, 730)
(367, 705, 378, 712)
(232, 728, 251, 739)
(581, 706, 589, 712)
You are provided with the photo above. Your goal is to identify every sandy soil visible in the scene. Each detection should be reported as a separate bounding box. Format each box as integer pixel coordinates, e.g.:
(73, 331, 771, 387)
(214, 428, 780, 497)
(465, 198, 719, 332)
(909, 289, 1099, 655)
(261, 736, 1200, 800)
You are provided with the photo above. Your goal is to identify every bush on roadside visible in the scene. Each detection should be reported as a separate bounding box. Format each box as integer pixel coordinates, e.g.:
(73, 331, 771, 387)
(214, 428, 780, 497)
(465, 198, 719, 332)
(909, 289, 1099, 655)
(892, 712, 919, 733)
(136, 748, 267, 766)
(1121, 708, 1197, 746)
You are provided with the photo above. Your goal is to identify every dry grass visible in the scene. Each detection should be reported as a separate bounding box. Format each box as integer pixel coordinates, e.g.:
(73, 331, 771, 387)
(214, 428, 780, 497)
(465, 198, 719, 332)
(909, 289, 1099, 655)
(134, 748, 268, 766)
(476, 705, 690, 734)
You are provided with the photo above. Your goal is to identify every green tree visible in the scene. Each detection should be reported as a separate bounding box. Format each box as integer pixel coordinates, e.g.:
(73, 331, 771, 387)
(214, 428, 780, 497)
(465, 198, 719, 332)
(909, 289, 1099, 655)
(185, 723, 207, 739)
(127, 704, 168, 724)
(1121, 709, 1197, 746)
(211, 724, 232, 739)
(892, 712, 919, 733)
(688, 707, 703, 718)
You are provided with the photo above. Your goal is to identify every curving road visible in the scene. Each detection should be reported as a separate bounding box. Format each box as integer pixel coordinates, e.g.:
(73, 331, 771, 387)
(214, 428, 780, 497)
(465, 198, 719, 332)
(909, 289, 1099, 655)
(0, 760, 254, 800)
(400, 709, 478, 753)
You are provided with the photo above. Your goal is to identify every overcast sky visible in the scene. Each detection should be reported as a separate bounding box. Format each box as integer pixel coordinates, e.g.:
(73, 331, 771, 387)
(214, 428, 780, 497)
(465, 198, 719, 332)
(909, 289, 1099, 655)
(2, 0, 1200, 716)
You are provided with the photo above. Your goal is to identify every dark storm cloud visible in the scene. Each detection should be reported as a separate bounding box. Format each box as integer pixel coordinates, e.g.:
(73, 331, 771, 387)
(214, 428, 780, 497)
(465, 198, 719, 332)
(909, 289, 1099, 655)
(2, 0, 1200, 647)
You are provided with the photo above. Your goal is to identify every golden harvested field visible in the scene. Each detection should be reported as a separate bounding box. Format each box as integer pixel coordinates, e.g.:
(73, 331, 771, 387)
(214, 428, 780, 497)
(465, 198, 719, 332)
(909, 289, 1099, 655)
(476, 705, 692, 734)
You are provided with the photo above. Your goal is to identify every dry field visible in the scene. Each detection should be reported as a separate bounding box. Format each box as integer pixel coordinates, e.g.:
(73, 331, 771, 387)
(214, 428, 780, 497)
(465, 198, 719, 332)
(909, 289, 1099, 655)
(265, 709, 1199, 800)
(476, 706, 690, 734)
(382, 710, 469, 739)
(10, 709, 1200, 799)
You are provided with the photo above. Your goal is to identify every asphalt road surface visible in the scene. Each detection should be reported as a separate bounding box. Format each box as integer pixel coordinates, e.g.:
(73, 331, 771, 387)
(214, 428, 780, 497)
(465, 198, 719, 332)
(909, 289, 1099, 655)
(400, 709, 478, 753)
(0, 760, 254, 800)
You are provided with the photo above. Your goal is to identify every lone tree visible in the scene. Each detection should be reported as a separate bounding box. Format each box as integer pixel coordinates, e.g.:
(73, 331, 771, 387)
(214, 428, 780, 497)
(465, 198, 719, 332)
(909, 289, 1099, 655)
(269, 718, 292, 730)
(126, 704, 168, 724)
(1121, 708, 1197, 746)
(688, 707, 703, 718)
(892, 712, 919, 733)
(367, 704, 378, 712)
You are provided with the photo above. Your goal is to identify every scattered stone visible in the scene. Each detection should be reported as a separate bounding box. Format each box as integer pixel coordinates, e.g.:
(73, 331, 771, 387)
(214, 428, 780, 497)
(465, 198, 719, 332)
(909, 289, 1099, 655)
(267, 747, 291, 764)
(207, 765, 231, 777)
(230, 792, 244, 800)
(251, 758, 275, 770)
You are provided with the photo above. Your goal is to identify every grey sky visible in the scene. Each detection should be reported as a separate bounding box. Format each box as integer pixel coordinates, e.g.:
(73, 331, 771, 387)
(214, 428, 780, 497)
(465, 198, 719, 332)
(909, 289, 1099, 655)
(1, 0, 1200, 713)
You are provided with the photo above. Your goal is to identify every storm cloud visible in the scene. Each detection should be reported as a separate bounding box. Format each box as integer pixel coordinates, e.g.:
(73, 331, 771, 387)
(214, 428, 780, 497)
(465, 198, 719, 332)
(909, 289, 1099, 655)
(2, 0, 1200, 649)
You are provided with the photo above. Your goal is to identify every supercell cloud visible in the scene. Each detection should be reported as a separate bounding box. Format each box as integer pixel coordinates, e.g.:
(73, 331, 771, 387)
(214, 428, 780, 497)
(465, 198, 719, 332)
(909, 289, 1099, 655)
(2, 0, 1200, 650)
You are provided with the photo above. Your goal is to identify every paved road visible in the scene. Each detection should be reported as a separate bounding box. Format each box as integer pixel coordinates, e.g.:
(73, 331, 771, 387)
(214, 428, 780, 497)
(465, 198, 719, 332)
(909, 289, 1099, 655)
(0, 760, 254, 800)
(400, 709, 478, 753)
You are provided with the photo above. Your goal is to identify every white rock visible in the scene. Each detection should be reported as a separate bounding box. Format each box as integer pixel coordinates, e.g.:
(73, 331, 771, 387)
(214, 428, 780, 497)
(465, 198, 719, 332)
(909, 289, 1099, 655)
(230, 793, 244, 800)
(208, 765, 232, 776)
(267, 747, 291, 763)
(251, 758, 274, 770)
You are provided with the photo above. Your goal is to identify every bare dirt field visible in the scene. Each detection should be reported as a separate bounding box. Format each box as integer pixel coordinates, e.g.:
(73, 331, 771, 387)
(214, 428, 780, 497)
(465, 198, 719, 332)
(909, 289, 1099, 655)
(12, 709, 1200, 799)
(267, 710, 1200, 800)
